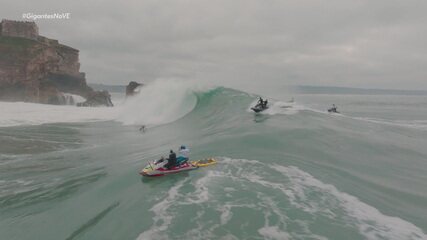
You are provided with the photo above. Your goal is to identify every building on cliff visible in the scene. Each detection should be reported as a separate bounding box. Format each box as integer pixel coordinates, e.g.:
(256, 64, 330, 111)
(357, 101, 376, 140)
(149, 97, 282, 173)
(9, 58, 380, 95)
(0, 19, 39, 40)
(0, 19, 113, 106)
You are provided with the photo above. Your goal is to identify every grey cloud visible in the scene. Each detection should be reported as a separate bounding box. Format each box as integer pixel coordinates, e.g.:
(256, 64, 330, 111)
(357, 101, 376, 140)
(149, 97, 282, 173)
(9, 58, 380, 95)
(1, 0, 427, 90)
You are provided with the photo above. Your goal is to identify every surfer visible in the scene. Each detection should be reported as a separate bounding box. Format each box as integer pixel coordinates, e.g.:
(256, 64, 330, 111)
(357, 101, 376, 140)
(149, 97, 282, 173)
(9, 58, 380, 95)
(177, 145, 190, 165)
(328, 104, 338, 113)
(139, 125, 146, 132)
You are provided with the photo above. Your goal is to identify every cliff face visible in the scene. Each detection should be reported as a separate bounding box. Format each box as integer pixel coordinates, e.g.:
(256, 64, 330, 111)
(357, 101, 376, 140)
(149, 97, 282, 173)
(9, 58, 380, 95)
(0, 19, 112, 106)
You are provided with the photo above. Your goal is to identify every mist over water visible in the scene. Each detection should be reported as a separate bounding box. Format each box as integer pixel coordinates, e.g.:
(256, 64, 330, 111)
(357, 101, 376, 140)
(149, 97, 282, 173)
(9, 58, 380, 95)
(1, 81, 427, 240)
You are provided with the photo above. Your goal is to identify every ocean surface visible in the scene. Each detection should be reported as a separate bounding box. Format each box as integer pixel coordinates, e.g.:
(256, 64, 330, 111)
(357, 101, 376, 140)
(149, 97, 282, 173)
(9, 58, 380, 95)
(1, 81, 427, 240)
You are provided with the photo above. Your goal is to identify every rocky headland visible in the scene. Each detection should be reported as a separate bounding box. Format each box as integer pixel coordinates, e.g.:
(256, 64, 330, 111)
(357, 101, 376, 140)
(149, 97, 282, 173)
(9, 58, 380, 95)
(126, 81, 143, 96)
(0, 19, 113, 106)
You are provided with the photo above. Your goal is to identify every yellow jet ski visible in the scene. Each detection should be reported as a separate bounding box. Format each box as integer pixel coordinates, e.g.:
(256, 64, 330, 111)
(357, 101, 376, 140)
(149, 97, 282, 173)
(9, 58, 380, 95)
(191, 158, 217, 167)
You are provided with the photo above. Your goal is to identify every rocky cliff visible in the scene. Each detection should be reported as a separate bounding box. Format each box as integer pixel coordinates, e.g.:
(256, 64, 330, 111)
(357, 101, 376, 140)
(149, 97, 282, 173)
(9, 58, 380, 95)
(0, 19, 112, 106)
(126, 81, 143, 96)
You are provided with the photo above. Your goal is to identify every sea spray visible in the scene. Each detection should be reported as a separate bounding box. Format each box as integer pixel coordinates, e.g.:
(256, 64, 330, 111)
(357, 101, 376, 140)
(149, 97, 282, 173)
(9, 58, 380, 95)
(116, 80, 199, 126)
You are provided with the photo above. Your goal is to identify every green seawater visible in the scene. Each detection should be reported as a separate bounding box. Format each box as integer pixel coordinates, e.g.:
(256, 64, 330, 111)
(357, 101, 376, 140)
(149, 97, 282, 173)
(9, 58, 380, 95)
(1, 88, 427, 240)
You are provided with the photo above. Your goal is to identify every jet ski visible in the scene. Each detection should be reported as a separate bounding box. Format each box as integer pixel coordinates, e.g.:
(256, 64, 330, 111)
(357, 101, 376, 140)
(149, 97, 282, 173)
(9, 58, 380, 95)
(251, 103, 269, 113)
(327, 108, 339, 113)
(139, 158, 198, 177)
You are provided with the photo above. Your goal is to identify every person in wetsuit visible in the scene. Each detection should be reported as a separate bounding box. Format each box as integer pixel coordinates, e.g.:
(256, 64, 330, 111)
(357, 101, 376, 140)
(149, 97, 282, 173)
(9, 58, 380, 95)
(165, 150, 177, 169)
(257, 97, 264, 107)
(139, 125, 146, 132)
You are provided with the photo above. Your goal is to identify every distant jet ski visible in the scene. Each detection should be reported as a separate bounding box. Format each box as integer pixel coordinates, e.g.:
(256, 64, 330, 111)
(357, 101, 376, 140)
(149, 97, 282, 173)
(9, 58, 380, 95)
(327, 104, 339, 113)
(139, 158, 198, 177)
(251, 103, 269, 113)
(251, 97, 269, 113)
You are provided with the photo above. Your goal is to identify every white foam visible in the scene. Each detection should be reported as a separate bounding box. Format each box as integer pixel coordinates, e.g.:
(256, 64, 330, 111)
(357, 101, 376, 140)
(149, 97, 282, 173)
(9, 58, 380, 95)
(349, 116, 427, 130)
(223, 187, 236, 192)
(218, 204, 233, 225)
(116, 79, 199, 126)
(247, 99, 319, 116)
(218, 234, 240, 240)
(0, 79, 206, 127)
(258, 226, 291, 240)
(137, 178, 187, 240)
(187, 171, 211, 204)
(219, 157, 427, 240)
(137, 171, 217, 240)
(0, 101, 113, 127)
(256, 193, 292, 240)
(247, 97, 427, 131)
(63, 93, 86, 105)
(136, 157, 426, 240)
(264, 101, 306, 115)
(272, 165, 427, 240)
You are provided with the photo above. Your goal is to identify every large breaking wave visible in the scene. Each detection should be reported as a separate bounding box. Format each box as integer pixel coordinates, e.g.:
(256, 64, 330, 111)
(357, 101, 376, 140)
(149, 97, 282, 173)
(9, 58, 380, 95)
(0, 80, 205, 127)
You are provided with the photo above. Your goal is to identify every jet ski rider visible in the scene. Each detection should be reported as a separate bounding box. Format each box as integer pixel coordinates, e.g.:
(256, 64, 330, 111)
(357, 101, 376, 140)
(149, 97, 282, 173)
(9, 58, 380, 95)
(257, 97, 268, 108)
(164, 150, 177, 169)
(258, 97, 264, 106)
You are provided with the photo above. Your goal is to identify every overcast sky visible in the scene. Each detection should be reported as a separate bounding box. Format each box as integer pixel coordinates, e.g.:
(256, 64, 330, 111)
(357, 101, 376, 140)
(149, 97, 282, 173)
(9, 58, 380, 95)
(2, 0, 427, 90)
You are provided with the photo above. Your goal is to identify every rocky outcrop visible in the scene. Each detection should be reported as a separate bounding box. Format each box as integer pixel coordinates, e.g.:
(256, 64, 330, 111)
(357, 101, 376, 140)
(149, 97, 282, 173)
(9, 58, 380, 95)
(126, 81, 143, 96)
(0, 19, 113, 106)
(77, 90, 113, 107)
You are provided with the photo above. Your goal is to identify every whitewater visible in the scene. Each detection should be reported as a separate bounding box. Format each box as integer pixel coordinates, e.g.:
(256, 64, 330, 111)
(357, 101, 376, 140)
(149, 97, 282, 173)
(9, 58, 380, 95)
(1, 80, 427, 240)
(0, 80, 201, 127)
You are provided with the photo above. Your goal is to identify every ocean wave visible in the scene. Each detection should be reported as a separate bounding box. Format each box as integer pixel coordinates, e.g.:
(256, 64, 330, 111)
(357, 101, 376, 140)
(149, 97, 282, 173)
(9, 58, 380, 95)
(116, 79, 200, 126)
(349, 116, 427, 130)
(136, 157, 426, 240)
(0, 102, 114, 127)
(0, 80, 208, 128)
